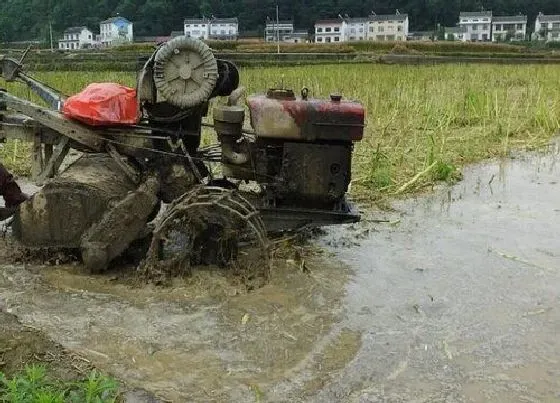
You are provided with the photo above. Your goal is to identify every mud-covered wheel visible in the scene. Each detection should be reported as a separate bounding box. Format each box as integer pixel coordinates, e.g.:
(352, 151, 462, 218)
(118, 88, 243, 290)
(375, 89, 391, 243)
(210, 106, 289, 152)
(139, 186, 269, 284)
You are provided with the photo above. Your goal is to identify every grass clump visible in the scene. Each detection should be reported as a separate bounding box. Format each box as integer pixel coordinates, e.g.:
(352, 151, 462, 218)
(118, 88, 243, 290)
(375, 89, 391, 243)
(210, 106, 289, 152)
(0, 364, 119, 403)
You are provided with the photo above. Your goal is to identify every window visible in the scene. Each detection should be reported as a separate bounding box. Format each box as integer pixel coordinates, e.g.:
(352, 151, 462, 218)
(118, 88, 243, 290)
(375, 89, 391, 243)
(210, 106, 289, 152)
(359, 36, 363, 40)
(461, 19, 467, 23)
(202, 24, 206, 27)
(349, 36, 355, 40)
(482, 18, 488, 22)
(334, 27, 340, 32)
(473, 19, 479, 22)
(553, 23, 560, 29)
(326, 37, 331, 42)
(369, 26, 374, 32)
(495, 24, 502, 31)
(472, 25, 478, 31)
(316, 37, 323, 42)
(378, 26, 384, 32)
(517, 23, 523, 30)
(350, 28, 355, 33)
(325, 27, 331, 32)
(88, 34, 92, 39)
(334, 36, 339, 42)
(317, 27, 323, 32)
(397, 26, 403, 32)
(482, 33, 488, 40)
(194, 24, 198, 27)
(359, 27, 363, 33)
(483, 24, 488, 30)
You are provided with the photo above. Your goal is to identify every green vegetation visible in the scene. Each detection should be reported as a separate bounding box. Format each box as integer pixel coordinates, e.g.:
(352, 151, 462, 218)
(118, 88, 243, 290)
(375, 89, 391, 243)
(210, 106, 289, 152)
(2, 64, 559, 198)
(0, 364, 119, 403)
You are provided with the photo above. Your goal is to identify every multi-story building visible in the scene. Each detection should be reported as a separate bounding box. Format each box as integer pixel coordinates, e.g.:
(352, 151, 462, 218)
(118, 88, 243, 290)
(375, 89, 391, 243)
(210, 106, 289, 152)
(314, 19, 345, 43)
(459, 11, 492, 42)
(492, 15, 527, 41)
(346, 18, 368, 41)
(184, 17, 211, 40)
(265, 20, 294, 42)
(58, 26, 94, 50)
(184, 17, 238, 41)
(209, 18, 238, 40)
(99, 16, 133, 47)
(367, 12, 409, 41)
(534, 13, 560, 42)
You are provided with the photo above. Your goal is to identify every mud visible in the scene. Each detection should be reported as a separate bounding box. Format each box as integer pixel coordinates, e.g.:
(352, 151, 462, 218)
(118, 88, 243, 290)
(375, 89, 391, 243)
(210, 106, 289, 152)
(1, 141, 560, 402)
(315, 139, 560, 403)
(0, 239, 352, 402)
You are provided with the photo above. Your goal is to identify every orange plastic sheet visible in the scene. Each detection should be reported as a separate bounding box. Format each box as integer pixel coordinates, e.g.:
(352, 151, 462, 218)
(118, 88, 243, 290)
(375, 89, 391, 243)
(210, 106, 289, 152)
(62, 83, 139, 126)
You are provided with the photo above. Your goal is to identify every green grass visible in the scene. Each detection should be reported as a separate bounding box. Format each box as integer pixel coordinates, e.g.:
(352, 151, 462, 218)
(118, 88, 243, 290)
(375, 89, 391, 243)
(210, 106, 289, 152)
(2, 64, 559, 198)
(0, 364, 119, 403)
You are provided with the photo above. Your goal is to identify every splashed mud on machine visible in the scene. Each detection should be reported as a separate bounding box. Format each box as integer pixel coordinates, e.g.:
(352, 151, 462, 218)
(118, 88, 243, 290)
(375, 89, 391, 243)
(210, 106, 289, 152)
(0, 37, 365, 276)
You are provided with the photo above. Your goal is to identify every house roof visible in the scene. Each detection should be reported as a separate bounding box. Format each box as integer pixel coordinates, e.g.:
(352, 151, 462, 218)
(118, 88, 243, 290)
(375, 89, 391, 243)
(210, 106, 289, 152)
(64, 26, 89, 34)
(347, 17, 369, 23)
(184, 17, 209, 24)
(493, 15, 527, 22)
(184, 17, 238, 24)
(370, 14, 408, 21)
(266, 20, 293, 25)
(212, 17, 238, 24)
(459, 11, 492, 18)
(101, 16, 131, 24)
(536, 14, 560, 22)
(315, 19, 343, 25)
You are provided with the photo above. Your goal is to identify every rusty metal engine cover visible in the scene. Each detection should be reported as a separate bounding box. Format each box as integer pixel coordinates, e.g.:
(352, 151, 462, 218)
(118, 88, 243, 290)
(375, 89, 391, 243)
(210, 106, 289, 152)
(247, 91, 365, 142)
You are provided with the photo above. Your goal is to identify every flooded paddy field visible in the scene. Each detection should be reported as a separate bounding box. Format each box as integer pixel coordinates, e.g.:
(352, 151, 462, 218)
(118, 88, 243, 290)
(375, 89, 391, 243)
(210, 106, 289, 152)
(1, 141, 560, 402)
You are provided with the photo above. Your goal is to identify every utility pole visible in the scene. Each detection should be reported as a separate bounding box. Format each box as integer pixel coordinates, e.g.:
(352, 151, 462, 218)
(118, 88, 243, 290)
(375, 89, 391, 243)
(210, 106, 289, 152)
(49, 22, 54, 51)
(276, 4, 280, 54)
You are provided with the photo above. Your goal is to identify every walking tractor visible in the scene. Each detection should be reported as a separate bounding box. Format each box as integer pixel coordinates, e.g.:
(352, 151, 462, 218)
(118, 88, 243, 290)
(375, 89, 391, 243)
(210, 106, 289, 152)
(0, 36, 365, 276)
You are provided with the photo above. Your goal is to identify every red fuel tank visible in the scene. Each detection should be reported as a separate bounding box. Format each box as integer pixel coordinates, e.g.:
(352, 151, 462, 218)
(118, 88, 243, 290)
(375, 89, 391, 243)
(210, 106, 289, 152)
(247, 88, 365, 142)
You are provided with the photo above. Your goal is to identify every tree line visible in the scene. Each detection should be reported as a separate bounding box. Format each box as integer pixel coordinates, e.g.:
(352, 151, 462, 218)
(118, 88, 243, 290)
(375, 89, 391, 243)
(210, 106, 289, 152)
(1, 0, 559, 42)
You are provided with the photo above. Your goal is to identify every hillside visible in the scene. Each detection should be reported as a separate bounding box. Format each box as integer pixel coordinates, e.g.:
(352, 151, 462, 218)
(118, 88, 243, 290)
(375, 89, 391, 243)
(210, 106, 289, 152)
(1, 0, 559, 42)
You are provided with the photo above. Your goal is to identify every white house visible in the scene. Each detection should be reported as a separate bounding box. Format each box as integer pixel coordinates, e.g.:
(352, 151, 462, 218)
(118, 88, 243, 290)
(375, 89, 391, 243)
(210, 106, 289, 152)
(184, 17, 210, 40)
(209, 17, 238, 40)
(58, 26, 94, 50)
(346, 17, 368, 41)
(265, 20, 294, 42)
(534, 13, 560, 42)
(314, 19, 345, 43)
(367, 12, 409, 41)
(184, 17, 238, 41)
(99, 16, 133, 47)
(492, 15, 527, 41)
(459, 11, 492, 42)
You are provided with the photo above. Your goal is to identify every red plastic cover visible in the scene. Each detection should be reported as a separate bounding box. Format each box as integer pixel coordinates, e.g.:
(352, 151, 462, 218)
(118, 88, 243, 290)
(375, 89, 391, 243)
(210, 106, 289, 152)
(62, 83, 139, 126)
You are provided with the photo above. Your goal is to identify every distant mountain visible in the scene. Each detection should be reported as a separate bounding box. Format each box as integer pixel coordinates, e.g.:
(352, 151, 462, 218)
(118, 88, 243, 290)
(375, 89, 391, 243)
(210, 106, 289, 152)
(1, 0, 558, 42)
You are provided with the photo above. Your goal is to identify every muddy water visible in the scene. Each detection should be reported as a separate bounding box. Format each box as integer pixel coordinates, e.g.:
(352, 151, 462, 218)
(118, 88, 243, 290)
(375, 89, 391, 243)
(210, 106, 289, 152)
(316, 141, 560, 403)
(0, 252, 354, 402)
(2, 141, 560, 402)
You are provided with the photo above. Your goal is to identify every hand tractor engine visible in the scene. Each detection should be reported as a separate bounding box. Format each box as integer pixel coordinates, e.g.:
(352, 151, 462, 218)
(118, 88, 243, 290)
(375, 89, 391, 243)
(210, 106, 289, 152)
(0, 36, 365, 275)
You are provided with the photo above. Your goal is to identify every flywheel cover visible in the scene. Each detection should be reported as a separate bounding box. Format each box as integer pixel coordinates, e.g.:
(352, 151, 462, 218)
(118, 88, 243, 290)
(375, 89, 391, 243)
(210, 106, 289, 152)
(153, 36, 218, 108)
